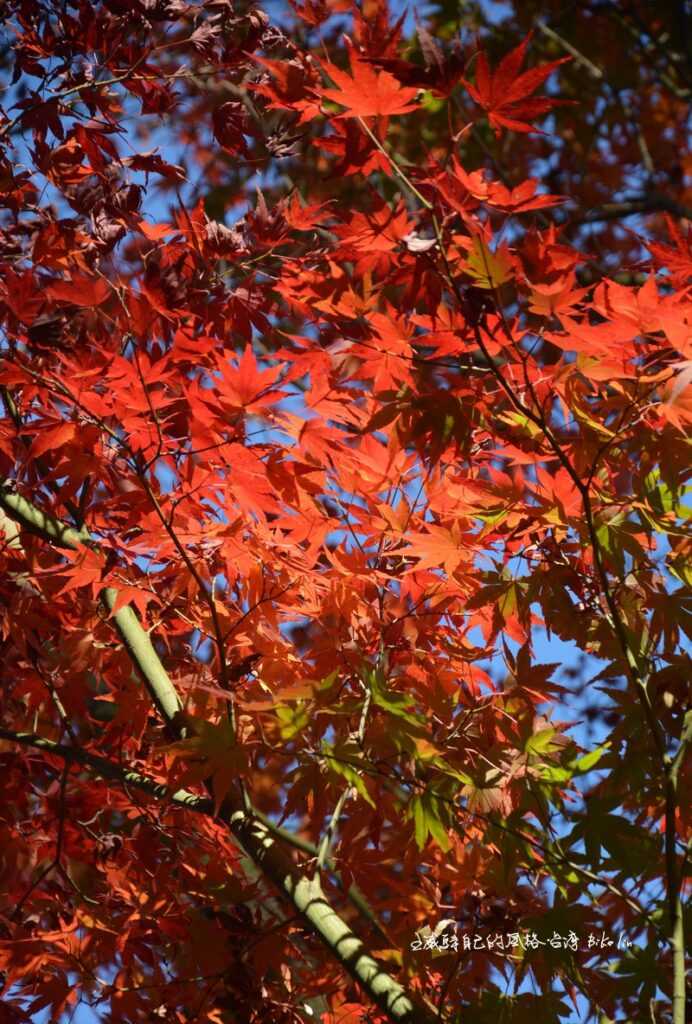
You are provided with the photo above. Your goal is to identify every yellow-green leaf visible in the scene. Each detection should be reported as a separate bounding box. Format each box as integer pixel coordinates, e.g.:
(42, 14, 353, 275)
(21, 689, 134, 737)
(465, 236, 513, 290)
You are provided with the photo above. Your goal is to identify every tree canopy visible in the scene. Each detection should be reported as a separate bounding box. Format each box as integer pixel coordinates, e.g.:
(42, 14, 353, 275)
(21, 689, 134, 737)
(0, 2, 690, 1023)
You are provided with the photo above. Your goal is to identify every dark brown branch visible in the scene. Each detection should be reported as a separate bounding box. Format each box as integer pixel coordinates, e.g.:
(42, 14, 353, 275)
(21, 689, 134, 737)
(569, 195, 692, 226)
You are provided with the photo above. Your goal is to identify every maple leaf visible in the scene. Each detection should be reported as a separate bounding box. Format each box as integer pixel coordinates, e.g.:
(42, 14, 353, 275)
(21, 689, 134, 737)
(487, 178, 566, 214)
(138, 219, 176, 241)
(461, 775, 513, 816)
(283, 193, 331, 231)
(361, 24, 468, 100)
(317, 118, 393, 177)
(163, 714, 248, 814)
(434, 158, 530, 227)
(461, 35, 569, 135)
(321, 54, 420, 118)
(410, 788, 451, 851)
(288, 0, 329, 26)
(324, 1004, 368, 1024)
(216, 346, 285, 412)
(126, 152, 186, 180)
(46, 274, 110, 307)
(333, 200, 412, 268)
(250, 55, 322, 123)
(661, 361, 692, 430)
(646, 215, 692, 288)
(105, 583, 159, 619)
(30, 421, 76, 460)
(463, 235, 514, 290)
(212, 101, 252, 156)
(1, 268, 46, 324)
(527, 277, 587, 317)
(54, 546, 106, 597)
(401, 521, 469, 575)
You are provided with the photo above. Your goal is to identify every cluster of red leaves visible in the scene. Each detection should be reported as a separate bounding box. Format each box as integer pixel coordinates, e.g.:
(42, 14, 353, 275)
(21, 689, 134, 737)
(0, 1, 689, 1023)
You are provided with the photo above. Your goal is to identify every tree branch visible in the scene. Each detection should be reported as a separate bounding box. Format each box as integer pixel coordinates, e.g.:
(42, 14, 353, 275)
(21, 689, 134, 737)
(569, 195, 692, 226)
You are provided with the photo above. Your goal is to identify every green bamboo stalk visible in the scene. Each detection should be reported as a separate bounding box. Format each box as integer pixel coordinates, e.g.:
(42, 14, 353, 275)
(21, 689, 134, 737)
(101, 587, 182, 723)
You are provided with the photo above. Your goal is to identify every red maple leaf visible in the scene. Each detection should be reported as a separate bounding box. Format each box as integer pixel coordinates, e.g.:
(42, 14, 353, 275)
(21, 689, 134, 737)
(217, 345, 285, 412)
(461, 34, 569, 135)
(321, 52, 420, 119)
(646, 215, 692, 288)
(250, 55, 322, 123)
(46, 274, 110, 307)
(487, 178, 566, 213)
(316, 119, 393, 177)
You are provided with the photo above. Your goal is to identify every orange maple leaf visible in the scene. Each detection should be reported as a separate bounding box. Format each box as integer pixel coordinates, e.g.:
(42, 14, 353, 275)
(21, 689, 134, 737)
(487, 178, 566, 213)
(217, 345, 284, 411)
(402, 522, 469, 575)
(321, 54, 420, 118)
(646, 215, 692, 288)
